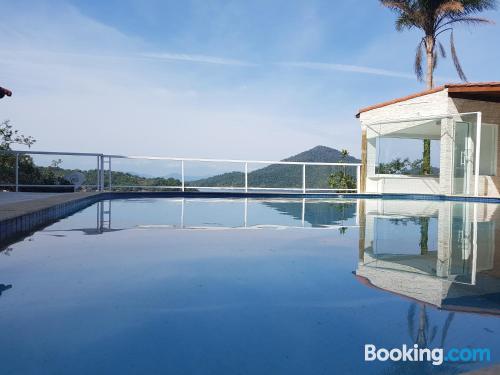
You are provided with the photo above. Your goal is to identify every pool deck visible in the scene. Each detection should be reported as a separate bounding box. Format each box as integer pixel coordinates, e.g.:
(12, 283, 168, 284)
(0, 192, 103, 246)
(0, 192, 102, 221)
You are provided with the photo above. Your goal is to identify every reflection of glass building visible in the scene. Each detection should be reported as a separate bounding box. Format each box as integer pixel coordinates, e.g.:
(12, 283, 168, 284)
(356, 199, 500, 315)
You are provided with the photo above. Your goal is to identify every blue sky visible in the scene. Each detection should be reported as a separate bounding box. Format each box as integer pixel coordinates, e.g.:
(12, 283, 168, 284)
(0, 0, 499, 162)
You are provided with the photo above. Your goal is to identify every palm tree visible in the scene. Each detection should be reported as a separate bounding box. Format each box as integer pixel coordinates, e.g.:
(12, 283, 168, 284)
(380, 0, 496, 174)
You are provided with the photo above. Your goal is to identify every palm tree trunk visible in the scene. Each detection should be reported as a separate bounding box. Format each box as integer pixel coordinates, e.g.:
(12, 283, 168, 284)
(419, 217, 429, 255)
(422, 36, 434, 176)
(417, 304, 428, 347)
(425, 37, 434, 90)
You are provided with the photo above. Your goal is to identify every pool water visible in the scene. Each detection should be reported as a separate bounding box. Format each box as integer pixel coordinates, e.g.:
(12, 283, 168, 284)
(0, 198, 499, 374)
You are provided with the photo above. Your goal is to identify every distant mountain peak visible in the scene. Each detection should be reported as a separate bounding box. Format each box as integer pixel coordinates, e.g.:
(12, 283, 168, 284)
(283, 145, 360, 163)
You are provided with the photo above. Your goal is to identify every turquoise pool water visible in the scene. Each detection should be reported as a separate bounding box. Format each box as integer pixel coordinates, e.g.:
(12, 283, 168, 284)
(0, 198, 499, 374)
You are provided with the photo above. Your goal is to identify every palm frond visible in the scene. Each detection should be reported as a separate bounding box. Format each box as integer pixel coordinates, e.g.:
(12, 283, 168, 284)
(437, 1, 465, 16)
(439, 41, 447, 57)
(440, 312, 455, 347)
(414, 38, 425, 82)
(379, 0, 411, 12)
(430, 325, 438, 343)
(396, 14, 417, 30)
(439, 16, 495, 29)
(407, 303, 416, 341)
(461, 0, 497, 15)
(450, 30, 467, 81)
(380, 0, 420, 30)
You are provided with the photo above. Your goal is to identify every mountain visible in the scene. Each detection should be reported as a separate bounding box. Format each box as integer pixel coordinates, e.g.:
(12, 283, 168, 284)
(188, 146, 360, 190)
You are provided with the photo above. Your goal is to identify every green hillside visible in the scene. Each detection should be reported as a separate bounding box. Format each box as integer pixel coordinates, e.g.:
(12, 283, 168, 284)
(188, 146, 360, 189)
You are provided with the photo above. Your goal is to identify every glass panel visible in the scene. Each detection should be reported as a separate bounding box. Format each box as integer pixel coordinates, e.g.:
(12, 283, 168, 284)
(479, 124, 497, 176)
(450, 202, 473, 283)
(453, 121, 474, 195)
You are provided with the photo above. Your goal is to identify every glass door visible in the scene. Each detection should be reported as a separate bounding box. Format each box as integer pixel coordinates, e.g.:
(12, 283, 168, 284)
(453, 122, 474, 195)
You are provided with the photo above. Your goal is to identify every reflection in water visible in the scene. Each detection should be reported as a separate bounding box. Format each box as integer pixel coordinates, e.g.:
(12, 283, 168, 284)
(263, 200, 357, 227)
(356, 199, 500, 316)
(0, 284, 12, 296)
(354, 199, 500, 373)
(42, 198, 359, 233)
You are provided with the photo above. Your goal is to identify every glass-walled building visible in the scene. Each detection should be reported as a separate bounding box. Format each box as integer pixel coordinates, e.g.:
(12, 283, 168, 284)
(357, 82, 500, 196)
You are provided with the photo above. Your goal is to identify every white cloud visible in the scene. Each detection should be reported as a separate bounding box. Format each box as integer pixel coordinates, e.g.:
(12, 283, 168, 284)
(280, 61, 415, 79)
(140, 52, 256, 67)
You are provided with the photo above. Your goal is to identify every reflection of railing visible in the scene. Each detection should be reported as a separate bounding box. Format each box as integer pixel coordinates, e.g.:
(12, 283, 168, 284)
(3, 150, 362, 193)
(63, 199, 360, 232)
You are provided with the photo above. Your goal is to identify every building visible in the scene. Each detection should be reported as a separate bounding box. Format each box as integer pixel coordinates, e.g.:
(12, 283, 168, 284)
(357, 82, 500, 196)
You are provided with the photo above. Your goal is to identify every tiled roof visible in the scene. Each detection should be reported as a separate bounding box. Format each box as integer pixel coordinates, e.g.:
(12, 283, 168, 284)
(356, 82, 500, 117)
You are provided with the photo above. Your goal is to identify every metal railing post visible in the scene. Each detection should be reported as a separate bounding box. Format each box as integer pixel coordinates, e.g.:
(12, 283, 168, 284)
(15, 153, 19, 192)
(356, 165, 361, 194)
(108, 156, 112, 191)
(100, 155, 104, 191)
(96, 156, 100, 191)
(181, 160, 185, 192)
(245, 162, 248, 193)
(302, 163, 306, 194)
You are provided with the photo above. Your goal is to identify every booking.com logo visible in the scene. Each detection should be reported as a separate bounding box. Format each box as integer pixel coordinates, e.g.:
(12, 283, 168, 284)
(365, 344, 491, 366)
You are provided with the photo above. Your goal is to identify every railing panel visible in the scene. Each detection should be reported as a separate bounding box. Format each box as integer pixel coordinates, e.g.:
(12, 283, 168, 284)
(1, 152, 100, 192)
(246, 162, 302, 191)
(2, 150, 362, 193)
(184, 161, 245, 191)
(106, 157, 182, 192)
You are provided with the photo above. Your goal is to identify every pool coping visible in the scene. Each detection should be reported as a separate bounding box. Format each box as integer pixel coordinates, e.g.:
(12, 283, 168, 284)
(2, 191, 500, 247)
(0, 192, 103, 246)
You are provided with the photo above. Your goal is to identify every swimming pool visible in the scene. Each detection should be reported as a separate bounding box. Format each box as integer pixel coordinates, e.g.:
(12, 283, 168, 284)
(0, 197, 499, 374)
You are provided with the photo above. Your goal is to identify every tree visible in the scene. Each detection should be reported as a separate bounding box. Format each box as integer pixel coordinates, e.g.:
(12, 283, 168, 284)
(380, 0, 496, 174)
(0, 121, 39, 189)
(377, 157, 411, 174)
(328, 149, 357, 191)
(0, 120, 35, 151)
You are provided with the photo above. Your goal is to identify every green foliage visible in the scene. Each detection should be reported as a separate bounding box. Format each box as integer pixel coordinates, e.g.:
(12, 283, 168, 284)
(328, 149, 357, 191)
(376, 157, 438, 175)
(328, 170, 356, 190)
(0, 120, 36, 151)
